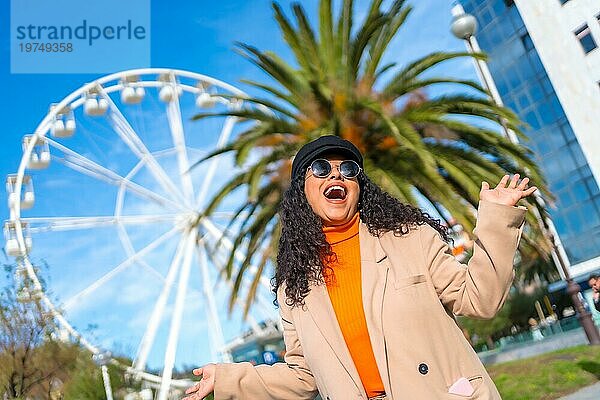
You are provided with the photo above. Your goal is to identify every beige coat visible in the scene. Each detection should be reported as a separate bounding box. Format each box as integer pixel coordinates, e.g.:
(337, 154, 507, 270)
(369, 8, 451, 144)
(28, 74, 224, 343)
(214, 200, 526, 399)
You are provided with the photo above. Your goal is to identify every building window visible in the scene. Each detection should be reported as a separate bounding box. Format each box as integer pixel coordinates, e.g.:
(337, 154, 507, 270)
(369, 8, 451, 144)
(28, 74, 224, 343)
(521, 33, 534, 51)
(574, 24, 598, 54)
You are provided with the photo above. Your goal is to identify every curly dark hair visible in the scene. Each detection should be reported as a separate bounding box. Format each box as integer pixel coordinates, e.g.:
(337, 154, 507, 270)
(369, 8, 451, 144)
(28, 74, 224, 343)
(274, 172, 450, 308)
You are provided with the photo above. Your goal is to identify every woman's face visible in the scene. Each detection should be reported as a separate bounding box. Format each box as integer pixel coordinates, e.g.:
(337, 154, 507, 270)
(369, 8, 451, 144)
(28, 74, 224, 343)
(303, 154, 360, 227)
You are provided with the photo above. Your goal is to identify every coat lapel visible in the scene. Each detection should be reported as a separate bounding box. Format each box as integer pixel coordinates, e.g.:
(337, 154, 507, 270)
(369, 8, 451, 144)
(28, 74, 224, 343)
(304, 277, 365, 396)
(304, 221, 392, 399)
(359, 221, 393, 398)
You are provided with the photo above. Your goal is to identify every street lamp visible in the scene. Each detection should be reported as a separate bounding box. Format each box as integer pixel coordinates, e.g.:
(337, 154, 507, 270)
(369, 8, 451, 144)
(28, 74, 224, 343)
(450, 4, 600, 345)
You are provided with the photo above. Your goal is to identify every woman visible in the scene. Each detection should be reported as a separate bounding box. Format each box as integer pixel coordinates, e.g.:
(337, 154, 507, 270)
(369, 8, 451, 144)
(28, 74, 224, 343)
(184, 135, 537, 400)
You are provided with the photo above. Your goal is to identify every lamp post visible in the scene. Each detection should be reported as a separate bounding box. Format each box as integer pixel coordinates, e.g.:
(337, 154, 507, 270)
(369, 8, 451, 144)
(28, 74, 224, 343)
(450, 4, 600, 345)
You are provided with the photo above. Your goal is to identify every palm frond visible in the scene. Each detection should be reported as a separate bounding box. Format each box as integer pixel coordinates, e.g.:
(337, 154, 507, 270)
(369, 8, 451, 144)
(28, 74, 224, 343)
(383, 51, 486, 96)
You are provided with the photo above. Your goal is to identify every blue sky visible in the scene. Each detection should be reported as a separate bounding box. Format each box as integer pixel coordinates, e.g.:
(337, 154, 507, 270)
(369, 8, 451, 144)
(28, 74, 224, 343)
(0, 0, 480, 372)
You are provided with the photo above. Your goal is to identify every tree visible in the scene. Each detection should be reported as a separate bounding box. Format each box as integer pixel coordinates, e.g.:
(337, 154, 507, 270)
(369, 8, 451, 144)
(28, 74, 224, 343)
(457, 285, 557, 351)
(61, 355, 131, 400)
(0, 263, 79, 399)
(457, 303, 512, 350)
(0, 262, 140, 399)
(191, 0, 551, 314)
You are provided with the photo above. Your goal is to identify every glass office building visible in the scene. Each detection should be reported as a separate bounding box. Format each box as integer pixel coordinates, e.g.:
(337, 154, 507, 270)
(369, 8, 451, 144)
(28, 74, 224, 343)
(457, 0, 600, 270)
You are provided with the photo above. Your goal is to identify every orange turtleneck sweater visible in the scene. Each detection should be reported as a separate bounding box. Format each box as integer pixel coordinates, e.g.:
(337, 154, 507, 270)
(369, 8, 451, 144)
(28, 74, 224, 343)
(323, 212, 385, 398)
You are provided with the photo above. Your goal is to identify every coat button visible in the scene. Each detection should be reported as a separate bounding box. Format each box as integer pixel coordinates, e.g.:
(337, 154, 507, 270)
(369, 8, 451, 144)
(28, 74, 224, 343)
(418, 363, 429, 375)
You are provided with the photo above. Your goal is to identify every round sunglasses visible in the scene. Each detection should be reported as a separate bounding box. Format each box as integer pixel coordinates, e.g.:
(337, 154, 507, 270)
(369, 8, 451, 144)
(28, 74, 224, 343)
(306, 159, 362, 179)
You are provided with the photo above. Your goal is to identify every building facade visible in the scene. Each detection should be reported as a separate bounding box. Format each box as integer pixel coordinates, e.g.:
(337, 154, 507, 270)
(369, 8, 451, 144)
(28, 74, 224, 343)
(455, 0, 600, 279)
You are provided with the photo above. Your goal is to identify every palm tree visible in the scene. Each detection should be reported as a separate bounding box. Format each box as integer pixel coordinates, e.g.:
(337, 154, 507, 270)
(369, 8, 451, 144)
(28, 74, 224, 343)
(192, 0, 552, 315)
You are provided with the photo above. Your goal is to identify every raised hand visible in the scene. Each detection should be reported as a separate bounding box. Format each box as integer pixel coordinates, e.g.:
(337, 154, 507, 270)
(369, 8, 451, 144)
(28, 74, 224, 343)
(182, 364, 216, 400)
(480, 174, 537, 207)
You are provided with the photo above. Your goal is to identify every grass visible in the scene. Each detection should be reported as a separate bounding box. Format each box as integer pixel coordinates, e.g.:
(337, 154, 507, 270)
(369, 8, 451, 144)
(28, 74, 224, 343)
(488, 345, 600, 400)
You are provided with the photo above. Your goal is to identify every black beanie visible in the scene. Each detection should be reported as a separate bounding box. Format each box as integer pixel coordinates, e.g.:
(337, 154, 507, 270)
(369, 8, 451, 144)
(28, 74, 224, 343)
(290, 135, 363, 180)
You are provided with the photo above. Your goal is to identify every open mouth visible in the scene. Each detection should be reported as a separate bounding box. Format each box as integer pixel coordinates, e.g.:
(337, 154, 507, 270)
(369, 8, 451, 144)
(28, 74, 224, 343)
(324, 185, 347, 201)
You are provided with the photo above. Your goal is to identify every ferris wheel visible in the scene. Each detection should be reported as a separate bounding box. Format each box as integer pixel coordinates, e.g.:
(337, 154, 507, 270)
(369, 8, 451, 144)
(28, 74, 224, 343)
(4, 68, 279, 398)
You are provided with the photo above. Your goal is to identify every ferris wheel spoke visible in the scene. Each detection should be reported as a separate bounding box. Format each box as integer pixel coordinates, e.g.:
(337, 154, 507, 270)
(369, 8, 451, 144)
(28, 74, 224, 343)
(201, 218, 273, 291)
(101, 92, 191, 208)
(157, 229, 197, 400)
(210, 211, 249, 219)
(115, 221, 167, 283)
(23, 214, 179, 233)
(132, 229, 189, 372)
(216, 289, 267, 358)
(62, 226, 180, 311)
(194, 115, 238, 209)
(203, 240, 276, 338)
(207, 240, 276, 319)
(47, 138, 187, 212)
(165, 81, 195, 202)
(188, 282, 272, 336)
(196, 244, 231, 363)
(19, 257, 102, 354)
